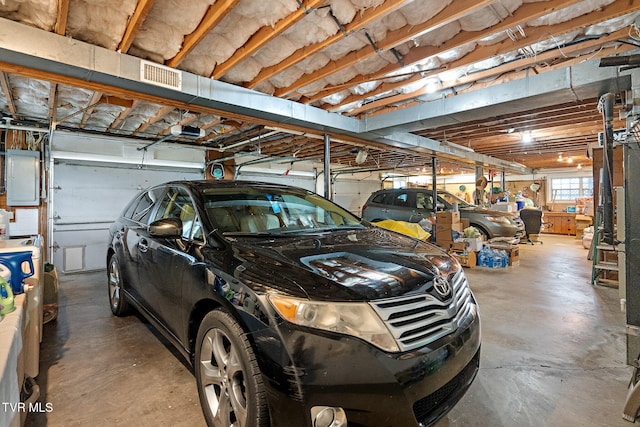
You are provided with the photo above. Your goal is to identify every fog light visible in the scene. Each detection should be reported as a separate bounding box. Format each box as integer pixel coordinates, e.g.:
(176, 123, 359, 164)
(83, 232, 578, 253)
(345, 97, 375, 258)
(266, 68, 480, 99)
(311, 406, 347, 427)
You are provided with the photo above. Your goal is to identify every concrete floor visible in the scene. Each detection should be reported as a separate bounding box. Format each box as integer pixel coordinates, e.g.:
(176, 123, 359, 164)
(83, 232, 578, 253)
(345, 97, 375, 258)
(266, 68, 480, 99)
(25, 234, 633, 427)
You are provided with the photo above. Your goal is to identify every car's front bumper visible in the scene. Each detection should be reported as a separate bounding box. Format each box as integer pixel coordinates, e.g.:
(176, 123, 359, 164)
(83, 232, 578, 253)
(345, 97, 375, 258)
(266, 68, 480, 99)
(253, 300, 481, 427)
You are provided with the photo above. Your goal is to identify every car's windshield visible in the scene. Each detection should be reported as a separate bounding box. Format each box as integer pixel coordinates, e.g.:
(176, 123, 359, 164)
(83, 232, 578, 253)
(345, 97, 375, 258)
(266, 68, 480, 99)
(437, 191, 475, 208)
(201, 187, 364, 235)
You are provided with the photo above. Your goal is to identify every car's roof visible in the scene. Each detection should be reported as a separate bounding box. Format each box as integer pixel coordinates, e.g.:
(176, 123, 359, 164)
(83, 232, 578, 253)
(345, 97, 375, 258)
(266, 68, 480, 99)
(372, 188, 452, 194)
(162, 179, 312, 193)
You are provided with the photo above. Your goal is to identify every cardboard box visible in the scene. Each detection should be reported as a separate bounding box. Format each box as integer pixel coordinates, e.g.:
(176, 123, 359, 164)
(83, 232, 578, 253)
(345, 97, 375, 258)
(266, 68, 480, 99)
(435, 222, 463, 233)
(435, 228, 453, 243)
(461, 218, 470, 230)
(451, 241, 469, 252)
(457, 237, 483, 252)
(434, 239, 453, 249)
(436, 211, 460, 224)
(450, 250, 476, 268)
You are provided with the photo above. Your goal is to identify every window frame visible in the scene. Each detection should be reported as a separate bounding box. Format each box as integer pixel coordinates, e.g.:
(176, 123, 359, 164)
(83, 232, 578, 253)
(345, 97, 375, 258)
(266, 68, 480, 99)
(549, 176, 594, 202)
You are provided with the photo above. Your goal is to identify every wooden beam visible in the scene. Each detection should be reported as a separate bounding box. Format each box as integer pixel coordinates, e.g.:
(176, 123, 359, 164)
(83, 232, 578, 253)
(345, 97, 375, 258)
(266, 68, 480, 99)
(212, 0, 325, 79)
(108, 100, 138, 132)
(167, 0, 239, 69)
(345, 30, 630, 116)
(55, 0, 70, 36)
(273, 0, 497, 97)
(81, 92, 103, 128)
(133, 105, 175, 135)
(247, 0, 407, 88)
(303, 0, 584, 106)
(363, 44, 632, 120)
(99, 94, 135, 108)
(118, 0, 156, 53)
(0, 72, 16, 119)
(48, 83, 58, 124)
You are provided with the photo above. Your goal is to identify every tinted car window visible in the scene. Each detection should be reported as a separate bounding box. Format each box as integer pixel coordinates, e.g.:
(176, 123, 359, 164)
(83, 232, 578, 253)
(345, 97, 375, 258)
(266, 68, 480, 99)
(392, 192, 409, 207)
(371, 193, 387, 204)
(202, 186, 363, 234)
(153, 186, 203, 241)
(131, 188, 163, 224)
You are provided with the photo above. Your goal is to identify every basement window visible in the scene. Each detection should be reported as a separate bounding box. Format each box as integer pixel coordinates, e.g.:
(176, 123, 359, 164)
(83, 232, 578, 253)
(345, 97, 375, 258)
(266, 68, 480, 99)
(550, 177, 593, 201)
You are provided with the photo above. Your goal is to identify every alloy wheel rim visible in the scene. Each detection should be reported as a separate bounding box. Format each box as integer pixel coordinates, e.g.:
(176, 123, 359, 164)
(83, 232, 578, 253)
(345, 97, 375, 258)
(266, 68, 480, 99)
(108, 258, 120, 309)
(200, 328, 248, 427)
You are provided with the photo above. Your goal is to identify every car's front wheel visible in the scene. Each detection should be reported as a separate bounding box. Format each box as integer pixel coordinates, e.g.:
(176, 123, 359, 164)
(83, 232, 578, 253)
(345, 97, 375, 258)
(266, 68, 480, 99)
(107, 254, 131, 316)
(195, 309, 269, 427)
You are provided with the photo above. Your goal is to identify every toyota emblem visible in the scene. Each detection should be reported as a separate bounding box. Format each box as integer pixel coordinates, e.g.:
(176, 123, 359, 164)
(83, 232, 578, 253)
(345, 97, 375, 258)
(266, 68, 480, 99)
(433, 276, 451, 299)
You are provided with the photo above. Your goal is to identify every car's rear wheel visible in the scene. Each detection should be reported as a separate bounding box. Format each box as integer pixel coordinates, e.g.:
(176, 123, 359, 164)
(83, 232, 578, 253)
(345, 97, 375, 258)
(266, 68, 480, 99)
(472, 224, 491, 240)
(195, 309, 269, 427)
(107, 254, 131, 316)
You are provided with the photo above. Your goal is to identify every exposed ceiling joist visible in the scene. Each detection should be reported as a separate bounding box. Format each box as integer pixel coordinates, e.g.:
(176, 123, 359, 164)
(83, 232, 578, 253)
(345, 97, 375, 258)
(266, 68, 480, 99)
(212, 0, 325, 80)
(54, 0, 69, 36)
(348, 39, 633, 117)
(133, 105, 175, 135)
(247, 0, 407, 88)
(81, 92, 103, 128)
(275, 0, 496, 98)
(48, 83, 57, 123)
(118, 0, 156, 53)
(108, 100, 138, 132)
(0, 71, 16, 119)
(301, 0, 586, 105)
(167, 0, 240, 69)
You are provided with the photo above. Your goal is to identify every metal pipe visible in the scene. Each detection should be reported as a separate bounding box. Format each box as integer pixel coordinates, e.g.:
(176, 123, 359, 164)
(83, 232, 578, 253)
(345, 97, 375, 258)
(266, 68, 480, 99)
(431, 157, 437, 243)
(234, 155, 297, 179)
(220, 130, 279, 152)
(0, 123, 49, 133)
(324, 134, 331, 199)
(599, 92, 615, 245)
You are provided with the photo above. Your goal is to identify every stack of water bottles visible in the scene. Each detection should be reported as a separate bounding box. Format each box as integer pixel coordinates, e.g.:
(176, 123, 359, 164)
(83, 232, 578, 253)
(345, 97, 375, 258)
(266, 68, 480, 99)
(476, 245, 510, 268)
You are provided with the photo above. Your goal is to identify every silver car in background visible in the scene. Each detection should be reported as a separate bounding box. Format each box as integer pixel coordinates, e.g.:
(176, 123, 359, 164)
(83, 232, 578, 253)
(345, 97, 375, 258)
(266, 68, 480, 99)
(362, 188, 525, 239)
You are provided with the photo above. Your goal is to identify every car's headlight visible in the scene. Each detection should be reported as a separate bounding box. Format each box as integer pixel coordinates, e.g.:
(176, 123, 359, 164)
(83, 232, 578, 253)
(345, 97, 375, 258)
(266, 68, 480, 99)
(485, 215, 510, 224)
(268, 295, 399, 352)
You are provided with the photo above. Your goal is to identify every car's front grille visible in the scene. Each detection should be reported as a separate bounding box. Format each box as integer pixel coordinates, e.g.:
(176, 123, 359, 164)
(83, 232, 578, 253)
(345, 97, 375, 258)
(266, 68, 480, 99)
(369, 270, 474, 352)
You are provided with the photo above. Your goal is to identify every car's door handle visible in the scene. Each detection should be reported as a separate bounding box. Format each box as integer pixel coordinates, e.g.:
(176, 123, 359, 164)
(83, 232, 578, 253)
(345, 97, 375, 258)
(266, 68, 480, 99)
(138, 238, 149, 253)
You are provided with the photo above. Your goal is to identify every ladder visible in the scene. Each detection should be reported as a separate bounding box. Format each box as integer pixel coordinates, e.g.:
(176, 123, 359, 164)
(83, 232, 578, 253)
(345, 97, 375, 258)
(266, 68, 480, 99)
(591, 207, 619, 287)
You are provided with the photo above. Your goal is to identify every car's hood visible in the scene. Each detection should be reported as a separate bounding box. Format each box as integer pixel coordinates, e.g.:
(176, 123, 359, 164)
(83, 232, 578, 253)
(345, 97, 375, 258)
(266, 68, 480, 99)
(227, 228, 459, 302)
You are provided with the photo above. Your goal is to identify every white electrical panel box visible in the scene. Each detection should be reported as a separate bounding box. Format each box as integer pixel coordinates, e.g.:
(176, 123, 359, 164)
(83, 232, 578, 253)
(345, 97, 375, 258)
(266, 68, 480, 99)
(6, 149, 40, 206)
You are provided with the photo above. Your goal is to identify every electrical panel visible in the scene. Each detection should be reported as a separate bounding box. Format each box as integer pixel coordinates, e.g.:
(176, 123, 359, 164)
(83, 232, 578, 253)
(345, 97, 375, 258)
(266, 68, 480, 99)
(6, 149, 40, 206)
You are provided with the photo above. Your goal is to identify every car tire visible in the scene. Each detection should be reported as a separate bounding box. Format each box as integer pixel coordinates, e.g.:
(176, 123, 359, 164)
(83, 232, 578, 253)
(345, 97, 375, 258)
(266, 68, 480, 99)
(473, 225, 491, 240)
(107, 254, 132, 316)
(195, 309, 269, 427)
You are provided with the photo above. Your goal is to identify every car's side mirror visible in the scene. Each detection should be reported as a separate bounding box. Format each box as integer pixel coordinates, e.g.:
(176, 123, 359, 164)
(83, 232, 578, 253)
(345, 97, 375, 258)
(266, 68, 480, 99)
(436, 203, 445, 211)
(149, 217, 182, 238)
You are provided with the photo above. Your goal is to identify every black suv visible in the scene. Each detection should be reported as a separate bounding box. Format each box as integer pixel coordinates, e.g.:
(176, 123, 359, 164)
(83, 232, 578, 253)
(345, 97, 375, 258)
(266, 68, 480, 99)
(362, 188, 525, 239)
(107, 180, 480, 427)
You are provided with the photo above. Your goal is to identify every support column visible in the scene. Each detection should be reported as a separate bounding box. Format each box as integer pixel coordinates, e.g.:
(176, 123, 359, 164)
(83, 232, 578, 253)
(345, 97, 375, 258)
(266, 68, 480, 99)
(625, 70, 640, 364)
(324, 134, 331, 200)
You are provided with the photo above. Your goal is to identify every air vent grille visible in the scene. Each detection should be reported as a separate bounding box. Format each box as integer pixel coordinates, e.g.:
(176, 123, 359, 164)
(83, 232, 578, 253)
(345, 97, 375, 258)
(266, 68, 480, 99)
(140, 60, 182, 91)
